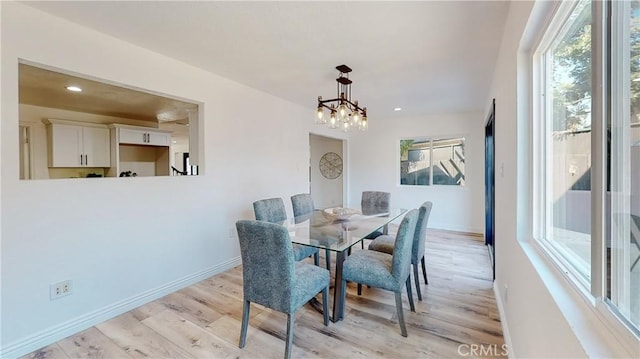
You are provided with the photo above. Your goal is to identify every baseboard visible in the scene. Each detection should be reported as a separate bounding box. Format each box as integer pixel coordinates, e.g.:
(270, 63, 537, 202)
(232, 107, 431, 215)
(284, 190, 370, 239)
(493, 281, 516, 358)
(428, 222, 484, 235)
(0, 257, 241, 359)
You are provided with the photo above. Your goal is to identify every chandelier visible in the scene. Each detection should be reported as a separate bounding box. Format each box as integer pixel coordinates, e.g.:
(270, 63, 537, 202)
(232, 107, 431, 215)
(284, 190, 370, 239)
(316, 65, 368, 132)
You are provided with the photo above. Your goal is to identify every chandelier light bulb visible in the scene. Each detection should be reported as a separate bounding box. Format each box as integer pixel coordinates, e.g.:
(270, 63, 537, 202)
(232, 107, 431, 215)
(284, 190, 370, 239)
(342, 120, 350, 132)
(329, 110, 339, 129)
(360, 112, 368, 131)
(316, 106, 326, 124)
(337, 103, 348, 122)
(352, 111, 361, 125)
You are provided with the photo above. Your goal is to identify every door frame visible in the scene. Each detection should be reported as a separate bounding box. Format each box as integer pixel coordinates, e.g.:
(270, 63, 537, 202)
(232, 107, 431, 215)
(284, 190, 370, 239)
(485, 99, 496, 280)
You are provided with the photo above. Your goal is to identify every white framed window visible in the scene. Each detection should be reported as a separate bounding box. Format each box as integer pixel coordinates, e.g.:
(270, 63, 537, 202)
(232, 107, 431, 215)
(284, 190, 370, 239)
(534, 0, 639, 335)
(608, 0, 640, 330)
(534, 0, 593, 287)
(399, 136, 465, 186)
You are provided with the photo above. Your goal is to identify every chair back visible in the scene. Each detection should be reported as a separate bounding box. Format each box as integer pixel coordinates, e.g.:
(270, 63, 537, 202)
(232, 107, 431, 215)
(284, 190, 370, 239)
(291, 193, 315, 217)
(361, 191, 390, 215)
(391, 209, 418, 281)
(236, 219, 295, 313)
(412, 201, 433, 263)
(253, 197, 287, 223)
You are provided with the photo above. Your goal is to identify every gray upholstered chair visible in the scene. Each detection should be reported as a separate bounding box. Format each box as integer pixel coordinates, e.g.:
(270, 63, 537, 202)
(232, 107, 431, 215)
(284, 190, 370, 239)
(291, 193, 332, 270)
(236, 220, 329, 359)
(340, 209, 418, 337)
(253, 197, 319, 265)
(291, 193, 315, 217)
(361, 191, 391, 248)
(369, 201, 433, 301)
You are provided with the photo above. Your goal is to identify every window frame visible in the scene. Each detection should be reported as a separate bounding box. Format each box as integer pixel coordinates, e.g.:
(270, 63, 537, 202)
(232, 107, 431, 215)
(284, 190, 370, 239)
(533, 0, 594, 292)
(531, 0, 640, 347)
(397, 135, 466, 187)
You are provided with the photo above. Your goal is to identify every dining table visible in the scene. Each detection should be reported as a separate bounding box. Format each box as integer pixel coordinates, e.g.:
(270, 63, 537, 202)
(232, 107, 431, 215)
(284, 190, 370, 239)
(287, 206, 407, 322)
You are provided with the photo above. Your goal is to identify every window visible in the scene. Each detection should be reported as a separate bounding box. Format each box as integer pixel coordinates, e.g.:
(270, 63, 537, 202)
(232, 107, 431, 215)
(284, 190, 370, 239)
(536, 0, 592, 284)
(608, 0, 640, 330)
(399, 137, 465, 186)
(534, 0, 639, 334)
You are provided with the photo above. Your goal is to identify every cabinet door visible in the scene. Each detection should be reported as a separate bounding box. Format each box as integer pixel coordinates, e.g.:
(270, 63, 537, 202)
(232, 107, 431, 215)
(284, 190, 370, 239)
(118, 128, 147, 145)
(83, 127, 111, 167)
(50, 124, 83, 167)
(147, 131, 171, 146)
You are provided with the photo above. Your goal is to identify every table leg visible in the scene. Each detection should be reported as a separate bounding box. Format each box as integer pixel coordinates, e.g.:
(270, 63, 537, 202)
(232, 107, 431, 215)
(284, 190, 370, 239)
(332, 250, 347, 322)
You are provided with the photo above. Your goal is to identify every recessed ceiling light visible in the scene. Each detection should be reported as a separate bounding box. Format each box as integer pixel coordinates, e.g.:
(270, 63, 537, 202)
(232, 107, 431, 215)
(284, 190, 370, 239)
(172, 140, 177, 144)
(65, 86, 82, 92)
(394, 107, 402, 111)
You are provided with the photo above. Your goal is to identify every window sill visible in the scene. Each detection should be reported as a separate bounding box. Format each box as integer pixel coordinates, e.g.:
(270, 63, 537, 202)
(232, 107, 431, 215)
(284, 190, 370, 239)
(521, 239, 639, 358)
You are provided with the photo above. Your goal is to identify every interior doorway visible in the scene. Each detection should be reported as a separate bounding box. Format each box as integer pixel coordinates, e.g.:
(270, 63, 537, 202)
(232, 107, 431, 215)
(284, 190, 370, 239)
(309, 134, 344, 209)
(485, 99, 496, 280)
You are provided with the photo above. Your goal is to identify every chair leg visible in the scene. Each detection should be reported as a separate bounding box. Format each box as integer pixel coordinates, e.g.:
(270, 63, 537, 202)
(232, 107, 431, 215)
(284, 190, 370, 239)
(405, 277, 415, 312)
(239, 300, 250, 348)
(357, 283, 362, 295)
(313, 252, 319, 266)
(394, 292, 408, 337)
(413, 263, 422, 301)
(322, 286, 329, 326)
(325, 249, 331, 270)
(421, 256, 428, 285)
(285, 313, 294, 359)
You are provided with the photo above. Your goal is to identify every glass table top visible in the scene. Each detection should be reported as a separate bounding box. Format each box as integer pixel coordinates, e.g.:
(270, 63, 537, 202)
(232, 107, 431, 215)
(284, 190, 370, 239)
(287, 207, 407, 253)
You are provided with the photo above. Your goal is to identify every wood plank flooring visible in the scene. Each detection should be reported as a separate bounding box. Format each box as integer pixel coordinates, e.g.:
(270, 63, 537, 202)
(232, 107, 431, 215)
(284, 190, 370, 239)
(22, 229, 504, 359)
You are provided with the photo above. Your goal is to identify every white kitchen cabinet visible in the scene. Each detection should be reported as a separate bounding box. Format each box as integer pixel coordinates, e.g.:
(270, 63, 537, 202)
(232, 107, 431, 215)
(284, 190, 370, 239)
(107, 124, 172, 177)
(44, 119, 111, 167)
(118, 127, 171, 146)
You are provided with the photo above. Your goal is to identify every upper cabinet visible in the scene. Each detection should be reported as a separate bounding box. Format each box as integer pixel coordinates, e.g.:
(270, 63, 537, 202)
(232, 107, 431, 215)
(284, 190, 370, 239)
(44, 119, 111, 168)
(118, 126, 172, 147)
(108, 124, 172, 177)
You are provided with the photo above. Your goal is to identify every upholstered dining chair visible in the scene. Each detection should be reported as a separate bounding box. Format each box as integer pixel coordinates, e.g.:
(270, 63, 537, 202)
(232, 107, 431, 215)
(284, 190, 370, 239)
(368, 201, 433, 301)
(235, 220, 330, 359)
(290, 193, 315, 217)
(291, 193, 332, 270)
(253, 197, 319, 265)
(340, 209, 418, 337)
(360, 191, 391, 248)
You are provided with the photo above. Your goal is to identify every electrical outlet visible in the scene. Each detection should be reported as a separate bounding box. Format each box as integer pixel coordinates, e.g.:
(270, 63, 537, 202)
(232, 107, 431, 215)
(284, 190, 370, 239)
(50, 280, 72, 300)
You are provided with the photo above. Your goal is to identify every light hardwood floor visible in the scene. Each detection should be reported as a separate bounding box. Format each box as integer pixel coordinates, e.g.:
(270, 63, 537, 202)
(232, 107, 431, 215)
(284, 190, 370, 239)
(23, 229, 504, 359)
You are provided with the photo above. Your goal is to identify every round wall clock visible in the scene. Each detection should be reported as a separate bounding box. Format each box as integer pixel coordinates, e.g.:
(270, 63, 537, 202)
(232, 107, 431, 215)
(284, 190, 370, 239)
(319, 152, 343, 179)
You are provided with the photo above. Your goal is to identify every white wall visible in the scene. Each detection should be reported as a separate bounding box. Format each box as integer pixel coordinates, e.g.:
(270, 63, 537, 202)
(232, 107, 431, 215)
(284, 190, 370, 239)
(490, 1, 635, 358)
(349, 112, 485, 233)
(310, 134, 344, 209)
(0, 3, 348, 357)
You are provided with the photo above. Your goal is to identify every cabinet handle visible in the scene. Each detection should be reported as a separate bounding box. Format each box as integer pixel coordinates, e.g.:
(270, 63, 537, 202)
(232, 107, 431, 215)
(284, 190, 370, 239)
(85, 154, 88, 165)
(80, 154, 83, 165)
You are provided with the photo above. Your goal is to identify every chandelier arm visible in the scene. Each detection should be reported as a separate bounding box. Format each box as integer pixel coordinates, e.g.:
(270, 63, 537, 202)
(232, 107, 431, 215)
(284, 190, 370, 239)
(318, 98, 364, 113)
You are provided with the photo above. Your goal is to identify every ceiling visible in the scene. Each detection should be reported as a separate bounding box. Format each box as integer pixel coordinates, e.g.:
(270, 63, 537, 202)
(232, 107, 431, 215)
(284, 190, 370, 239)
(19, 63, 198, 123)
(23, 1, 510, 121)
